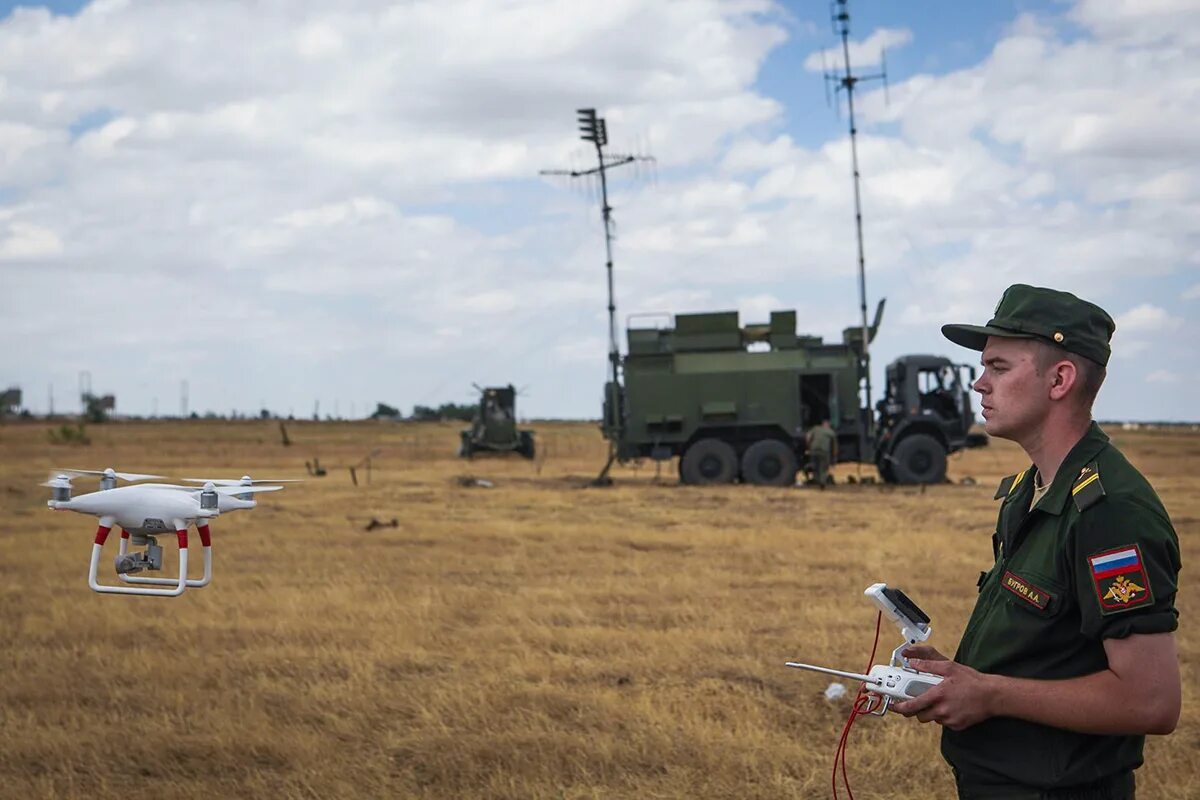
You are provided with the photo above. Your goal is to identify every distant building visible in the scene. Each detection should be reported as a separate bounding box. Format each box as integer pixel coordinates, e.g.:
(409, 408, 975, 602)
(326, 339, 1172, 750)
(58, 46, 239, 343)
(0, 387, 21, 415)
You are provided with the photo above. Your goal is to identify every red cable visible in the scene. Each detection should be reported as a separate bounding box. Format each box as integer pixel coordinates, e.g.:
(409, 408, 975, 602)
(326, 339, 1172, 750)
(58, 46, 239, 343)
(832, 611, 883, 800)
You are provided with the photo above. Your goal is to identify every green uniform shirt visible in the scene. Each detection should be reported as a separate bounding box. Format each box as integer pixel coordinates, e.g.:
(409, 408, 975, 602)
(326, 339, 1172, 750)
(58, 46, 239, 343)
(942, 422, 1181, 793)
(808, 425, 836, 455)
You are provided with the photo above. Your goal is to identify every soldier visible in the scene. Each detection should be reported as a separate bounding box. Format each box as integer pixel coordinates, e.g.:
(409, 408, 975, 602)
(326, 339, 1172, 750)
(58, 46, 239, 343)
(893, 284, 1181, 799)
(806, 419, 837, 488)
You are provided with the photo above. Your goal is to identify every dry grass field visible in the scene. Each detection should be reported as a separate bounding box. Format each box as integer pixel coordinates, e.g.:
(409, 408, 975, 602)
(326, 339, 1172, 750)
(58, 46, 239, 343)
(0, 419, 1196, 799)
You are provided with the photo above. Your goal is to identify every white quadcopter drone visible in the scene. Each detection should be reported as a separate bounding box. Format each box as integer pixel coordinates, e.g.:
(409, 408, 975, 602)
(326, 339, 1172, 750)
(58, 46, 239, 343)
(44, 468, 296, 597)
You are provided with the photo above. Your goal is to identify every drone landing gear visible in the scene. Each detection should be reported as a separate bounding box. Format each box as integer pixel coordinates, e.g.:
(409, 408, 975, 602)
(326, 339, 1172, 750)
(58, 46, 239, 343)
(88, 522, 190, 597)
(116, 524, 213, 589)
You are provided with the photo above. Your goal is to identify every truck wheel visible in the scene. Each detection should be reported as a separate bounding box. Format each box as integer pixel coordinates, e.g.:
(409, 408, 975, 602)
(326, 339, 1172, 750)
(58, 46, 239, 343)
(680, 438, 738, 485)
(890, 434, 947, 484)
(741, 440, 798, 486)
(518, 431, 535, 459)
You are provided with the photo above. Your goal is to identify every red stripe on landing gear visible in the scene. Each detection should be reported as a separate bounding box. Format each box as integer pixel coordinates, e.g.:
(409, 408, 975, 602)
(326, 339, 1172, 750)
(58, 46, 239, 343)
(176, 529, 189, 549)
(94, 525, 112, 546)
(120, 529, 130, 539)
(198, 525, 211, 547)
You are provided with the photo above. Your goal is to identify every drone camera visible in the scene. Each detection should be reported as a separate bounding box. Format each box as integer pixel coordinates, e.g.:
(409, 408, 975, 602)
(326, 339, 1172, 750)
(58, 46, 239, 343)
(114, 540, 163, 575)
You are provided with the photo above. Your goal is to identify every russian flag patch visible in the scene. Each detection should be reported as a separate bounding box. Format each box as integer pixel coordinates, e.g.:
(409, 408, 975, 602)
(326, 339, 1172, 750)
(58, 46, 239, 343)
(1088, 545, 1153, 613)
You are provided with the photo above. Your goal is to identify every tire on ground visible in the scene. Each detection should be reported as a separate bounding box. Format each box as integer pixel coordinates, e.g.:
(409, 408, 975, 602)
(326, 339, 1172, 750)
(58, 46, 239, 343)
(518, 431, 536, 459)
(680, 438, 738, 485)
(740, 439, 798, 486)
(889, 433, 947, 484)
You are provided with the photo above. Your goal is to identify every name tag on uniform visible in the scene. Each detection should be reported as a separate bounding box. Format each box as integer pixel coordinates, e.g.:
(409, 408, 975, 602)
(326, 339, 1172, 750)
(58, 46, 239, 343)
(1001, 571, 1052, 610)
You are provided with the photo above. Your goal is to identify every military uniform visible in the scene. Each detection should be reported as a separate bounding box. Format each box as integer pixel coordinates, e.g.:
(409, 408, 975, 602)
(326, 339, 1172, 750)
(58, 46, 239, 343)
(807, 425, 836, 486)
(939, 285, 1182, 799)
(944, 423, 1180, 798)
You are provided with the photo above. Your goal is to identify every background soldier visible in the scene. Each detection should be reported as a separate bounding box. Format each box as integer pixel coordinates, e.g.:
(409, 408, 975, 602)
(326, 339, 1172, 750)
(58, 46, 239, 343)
(805, 419, 837, 488)
(894, 284, 1181, 799)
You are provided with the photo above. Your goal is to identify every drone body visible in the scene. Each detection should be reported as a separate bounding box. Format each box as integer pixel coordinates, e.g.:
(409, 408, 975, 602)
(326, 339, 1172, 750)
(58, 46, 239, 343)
(44, 468, 288, 597)
(48, 483, 220, 534)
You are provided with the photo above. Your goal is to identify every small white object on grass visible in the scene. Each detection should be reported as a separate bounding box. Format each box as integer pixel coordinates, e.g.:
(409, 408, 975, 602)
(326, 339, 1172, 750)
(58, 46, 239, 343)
(824, 682, 848, 701)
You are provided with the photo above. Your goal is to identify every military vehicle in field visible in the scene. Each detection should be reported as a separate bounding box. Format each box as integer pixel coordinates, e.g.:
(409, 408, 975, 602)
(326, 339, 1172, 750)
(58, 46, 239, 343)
(459, 385, 535, 459)
(601, 302, 984, 485)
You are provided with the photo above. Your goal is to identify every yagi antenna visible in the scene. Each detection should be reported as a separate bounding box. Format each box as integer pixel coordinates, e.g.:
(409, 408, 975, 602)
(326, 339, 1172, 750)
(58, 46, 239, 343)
(539, 109, 655, 485)
(821, 0, 888, 466)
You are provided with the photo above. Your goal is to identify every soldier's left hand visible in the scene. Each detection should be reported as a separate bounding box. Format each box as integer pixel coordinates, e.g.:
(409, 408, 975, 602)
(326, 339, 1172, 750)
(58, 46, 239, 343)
(891, 658, 994, 731)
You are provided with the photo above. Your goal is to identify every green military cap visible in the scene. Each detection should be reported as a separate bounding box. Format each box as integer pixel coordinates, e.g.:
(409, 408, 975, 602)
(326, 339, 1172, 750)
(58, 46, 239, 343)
(941, 284, 1116, 366)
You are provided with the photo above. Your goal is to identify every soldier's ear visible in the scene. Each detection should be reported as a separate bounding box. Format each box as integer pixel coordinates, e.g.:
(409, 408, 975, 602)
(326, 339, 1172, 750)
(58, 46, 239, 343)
(1047, 360, 1078, 402)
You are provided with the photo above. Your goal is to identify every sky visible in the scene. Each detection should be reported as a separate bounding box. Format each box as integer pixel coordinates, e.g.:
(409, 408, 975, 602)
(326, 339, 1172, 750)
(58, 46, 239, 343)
(1, 0, 1197, 421)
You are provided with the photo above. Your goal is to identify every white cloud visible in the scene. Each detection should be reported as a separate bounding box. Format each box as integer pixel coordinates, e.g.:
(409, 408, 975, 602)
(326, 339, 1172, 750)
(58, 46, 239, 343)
(737, 293, 783, 322)
(0, 0, 1197, 421)
(1183, 284, 1200, 300)
(0, 221, 62, 260)
(553, 336, 606, 364)
(1146, 369, 1178, 384)
(1115, 304, 1181, 333)
(803, 27, 913, 72)
(458, 290, 519, 315)
(294, 22, 344, 59)
(275, 197, 393, 229)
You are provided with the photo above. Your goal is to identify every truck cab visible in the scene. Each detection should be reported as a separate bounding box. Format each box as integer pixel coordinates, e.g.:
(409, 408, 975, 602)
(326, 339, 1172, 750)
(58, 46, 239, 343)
(874, 356, 986, 483)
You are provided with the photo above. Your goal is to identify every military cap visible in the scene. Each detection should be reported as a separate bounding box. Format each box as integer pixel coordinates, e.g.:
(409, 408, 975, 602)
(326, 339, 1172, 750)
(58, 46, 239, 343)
(941, 284, 1116, 366)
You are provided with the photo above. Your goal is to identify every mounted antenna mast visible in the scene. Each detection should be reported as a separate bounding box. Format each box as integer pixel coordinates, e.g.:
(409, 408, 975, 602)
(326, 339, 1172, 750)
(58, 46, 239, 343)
(825, 0, 887, 456)
(541, 109, 654, 484)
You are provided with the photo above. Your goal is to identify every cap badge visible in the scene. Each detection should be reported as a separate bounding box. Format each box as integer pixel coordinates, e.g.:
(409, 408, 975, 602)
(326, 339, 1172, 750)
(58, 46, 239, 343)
(1054, 331, 1064, 343)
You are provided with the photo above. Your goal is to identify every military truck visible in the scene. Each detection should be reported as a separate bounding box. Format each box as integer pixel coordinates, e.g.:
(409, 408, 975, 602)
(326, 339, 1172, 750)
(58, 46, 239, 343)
(459, 385, 535, 459)
(601, 302, 984, 485)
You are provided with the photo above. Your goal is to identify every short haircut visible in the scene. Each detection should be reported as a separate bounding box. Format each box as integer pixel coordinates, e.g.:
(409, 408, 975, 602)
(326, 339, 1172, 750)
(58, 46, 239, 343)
(1031, 341, 1106, 412)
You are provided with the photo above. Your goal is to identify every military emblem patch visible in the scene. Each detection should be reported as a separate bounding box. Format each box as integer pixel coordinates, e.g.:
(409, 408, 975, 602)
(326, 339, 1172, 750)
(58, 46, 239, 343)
(1089, 545, 1154, 613)
(1001, 571, 1051, 610)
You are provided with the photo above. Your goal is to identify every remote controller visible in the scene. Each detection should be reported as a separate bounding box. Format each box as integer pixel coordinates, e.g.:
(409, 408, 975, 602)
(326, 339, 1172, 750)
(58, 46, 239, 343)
(784, 583, 943, 713)
(784, 661, 943, 702)
(863, 663, 943, 701)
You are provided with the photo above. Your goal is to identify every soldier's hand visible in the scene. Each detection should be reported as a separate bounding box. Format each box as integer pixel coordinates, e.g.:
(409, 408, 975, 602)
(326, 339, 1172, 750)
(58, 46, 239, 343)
(901, 645, 948, 662)
(891, 658, 994, 731)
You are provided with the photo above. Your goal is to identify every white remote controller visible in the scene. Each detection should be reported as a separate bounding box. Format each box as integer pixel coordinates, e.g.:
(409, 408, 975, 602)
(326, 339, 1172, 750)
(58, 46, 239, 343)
(785, 584, 944, 711)
(783, 662, 944, 702)
(862, 664, 943, 701)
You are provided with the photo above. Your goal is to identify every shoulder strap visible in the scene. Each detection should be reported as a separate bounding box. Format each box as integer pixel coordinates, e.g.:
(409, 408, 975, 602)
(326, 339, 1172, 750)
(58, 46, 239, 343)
(1071, 461, 1106, 512)
(994, 468, 1028, 500)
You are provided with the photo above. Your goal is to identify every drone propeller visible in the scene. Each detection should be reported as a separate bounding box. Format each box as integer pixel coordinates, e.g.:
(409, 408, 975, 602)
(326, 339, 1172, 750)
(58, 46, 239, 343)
(53, 467, 164, 483)
(41, 474, 73, 489)
(159, 484, 285, 496)
(214, 484, 283, 496)
(181, 476, 302, 487)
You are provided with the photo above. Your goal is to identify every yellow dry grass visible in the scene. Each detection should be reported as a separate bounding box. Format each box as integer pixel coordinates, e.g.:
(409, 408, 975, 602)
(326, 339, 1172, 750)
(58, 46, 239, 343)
(0, 419, 1196, 799)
